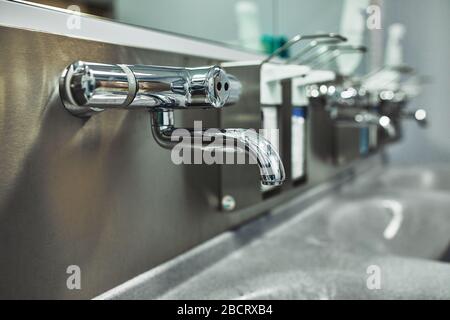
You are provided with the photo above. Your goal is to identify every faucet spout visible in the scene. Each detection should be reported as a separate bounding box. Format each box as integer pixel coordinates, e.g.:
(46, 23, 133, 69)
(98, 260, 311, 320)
(333, 109, 397, 138)
(150, 111, 285, 186)
(377, 115, 397, 138)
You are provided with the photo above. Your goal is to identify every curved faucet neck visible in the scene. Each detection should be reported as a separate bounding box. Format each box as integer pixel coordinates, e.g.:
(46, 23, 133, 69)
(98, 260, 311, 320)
(150, 111, 285, 186)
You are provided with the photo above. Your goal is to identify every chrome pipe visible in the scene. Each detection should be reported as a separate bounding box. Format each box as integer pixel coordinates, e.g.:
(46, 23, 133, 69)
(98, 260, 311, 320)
(60, 61, 241, 116)
(150, 111, 286, 186)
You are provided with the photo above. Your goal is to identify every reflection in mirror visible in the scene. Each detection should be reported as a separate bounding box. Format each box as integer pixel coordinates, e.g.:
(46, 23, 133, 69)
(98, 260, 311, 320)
(25, 0, 275, 53)
(23, 0, 375, 74)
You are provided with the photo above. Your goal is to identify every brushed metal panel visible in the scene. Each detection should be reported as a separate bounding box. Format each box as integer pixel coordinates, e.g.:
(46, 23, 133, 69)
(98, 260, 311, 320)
(306, 97, 361, 185)
(335, 127, 362, 164)
(219, 64, 262, 211)
(0, 26, 255, 299)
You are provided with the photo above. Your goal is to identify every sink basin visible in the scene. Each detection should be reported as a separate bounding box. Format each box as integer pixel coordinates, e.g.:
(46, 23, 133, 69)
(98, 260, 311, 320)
(99, 165, 450, 300)
(160, 257, 450, 300)
(326, 192, 450, 260)
(157, 191, 450, 299)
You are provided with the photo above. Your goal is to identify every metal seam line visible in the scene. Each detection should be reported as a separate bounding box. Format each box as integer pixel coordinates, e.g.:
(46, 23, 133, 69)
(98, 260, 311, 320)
(117, 64, 137, 108)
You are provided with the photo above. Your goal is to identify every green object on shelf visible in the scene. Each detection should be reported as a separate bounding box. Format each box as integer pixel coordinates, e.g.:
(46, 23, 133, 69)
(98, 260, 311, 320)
(261, 34, 289, 58)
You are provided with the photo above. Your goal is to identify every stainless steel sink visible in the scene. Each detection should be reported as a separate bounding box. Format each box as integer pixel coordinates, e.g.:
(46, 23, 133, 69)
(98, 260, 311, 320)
(160, 256, 450, 299)
(327, 192, 450, 260)
(156, 191, 450, 299)
(98, 165, 450, 300)
(353, 165, 450, 192)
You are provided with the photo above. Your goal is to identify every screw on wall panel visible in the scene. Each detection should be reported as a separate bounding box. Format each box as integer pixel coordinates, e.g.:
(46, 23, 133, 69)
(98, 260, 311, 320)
(221, 195, 236, 211)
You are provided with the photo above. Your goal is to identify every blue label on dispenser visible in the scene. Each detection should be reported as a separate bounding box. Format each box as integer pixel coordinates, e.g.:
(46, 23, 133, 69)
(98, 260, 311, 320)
(292, 106, 307, 118)
(359, 127, 369, 155)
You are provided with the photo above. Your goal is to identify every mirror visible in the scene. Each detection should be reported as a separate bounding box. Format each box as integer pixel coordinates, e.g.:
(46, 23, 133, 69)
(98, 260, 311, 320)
(22, 0, 374, 74)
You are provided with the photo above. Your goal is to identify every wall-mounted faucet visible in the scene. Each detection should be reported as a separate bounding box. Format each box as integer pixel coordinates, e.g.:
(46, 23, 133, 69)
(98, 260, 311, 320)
(378, 88, 428, 128)
(308, 82, 397, 139)
(399, 109, 427, 127)
(331, 109, 397, 138)
(59, 61, 285, 186)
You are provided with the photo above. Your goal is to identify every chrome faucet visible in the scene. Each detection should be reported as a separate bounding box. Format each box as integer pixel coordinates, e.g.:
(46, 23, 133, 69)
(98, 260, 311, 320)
(312, 82, 397, 138)
(59, 61, 238, 115)
(60, 61, 285, 186)
(378, 89, 428, 128)
(331, 107, 397, 138)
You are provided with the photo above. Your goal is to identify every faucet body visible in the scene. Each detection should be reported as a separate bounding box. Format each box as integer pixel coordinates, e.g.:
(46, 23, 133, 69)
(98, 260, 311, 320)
(60, 61, 240, 116)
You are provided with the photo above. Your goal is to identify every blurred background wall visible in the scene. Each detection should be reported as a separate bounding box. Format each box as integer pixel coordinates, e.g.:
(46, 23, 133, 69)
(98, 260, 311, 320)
(382, 0, 450, 164)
